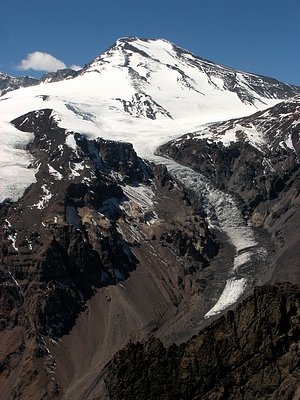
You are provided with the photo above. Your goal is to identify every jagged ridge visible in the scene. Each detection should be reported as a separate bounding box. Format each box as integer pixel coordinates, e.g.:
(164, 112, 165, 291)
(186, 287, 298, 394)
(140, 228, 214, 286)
(104, 283, 300, 400)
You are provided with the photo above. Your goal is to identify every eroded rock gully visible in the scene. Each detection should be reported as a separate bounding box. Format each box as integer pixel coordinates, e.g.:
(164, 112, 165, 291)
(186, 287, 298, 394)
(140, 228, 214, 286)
(0, 107, 299, 399)
(158, 134, 300, 284)
(0, 110, 220, 399)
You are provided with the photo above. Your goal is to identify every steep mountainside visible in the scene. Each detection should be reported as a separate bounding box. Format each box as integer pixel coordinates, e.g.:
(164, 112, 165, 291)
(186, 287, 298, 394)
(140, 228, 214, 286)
(158, 96, 300, 284)
(86, 37, 299, 105)
(104, 283, 300, 400)
(1, 38, 300, 204)
(0, 109, 224, 399)
(0, 38, 299, 399)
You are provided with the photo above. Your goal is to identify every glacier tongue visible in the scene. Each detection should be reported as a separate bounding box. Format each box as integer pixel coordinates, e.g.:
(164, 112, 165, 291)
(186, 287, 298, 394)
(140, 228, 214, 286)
(151, 155, 267, 317)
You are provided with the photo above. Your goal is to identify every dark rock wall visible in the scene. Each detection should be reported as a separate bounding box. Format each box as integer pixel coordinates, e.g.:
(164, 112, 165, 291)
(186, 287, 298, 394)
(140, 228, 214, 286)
(159, 138, 298, 212)
(0, 109, 219, 398)
(158, 106, 300, 284)
(104, 283, 300, 400)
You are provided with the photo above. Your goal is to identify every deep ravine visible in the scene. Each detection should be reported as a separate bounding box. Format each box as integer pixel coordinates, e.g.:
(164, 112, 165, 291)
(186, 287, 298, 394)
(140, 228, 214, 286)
(150, 154, 269, 317)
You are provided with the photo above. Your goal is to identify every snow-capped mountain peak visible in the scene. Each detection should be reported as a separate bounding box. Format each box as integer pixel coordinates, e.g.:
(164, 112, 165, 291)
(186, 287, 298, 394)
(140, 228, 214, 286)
(0, 37, 299, 202)
(84, 37, 299, 106)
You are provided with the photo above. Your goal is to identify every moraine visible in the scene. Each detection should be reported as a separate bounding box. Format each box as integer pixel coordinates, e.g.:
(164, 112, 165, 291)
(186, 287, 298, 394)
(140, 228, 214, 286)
(149, 154, 268, 317)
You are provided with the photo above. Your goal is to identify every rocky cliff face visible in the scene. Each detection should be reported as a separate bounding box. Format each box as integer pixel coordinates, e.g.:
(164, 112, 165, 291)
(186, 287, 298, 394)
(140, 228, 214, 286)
(0, 109, 220, 398)
(158, 97, 300, 284)
(104, 283, 300, 400)
(40, 68, 80, 84)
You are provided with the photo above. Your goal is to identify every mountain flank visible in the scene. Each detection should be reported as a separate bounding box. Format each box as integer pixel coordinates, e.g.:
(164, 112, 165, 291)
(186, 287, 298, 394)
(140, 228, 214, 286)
(0, 37, 299, 399)
(104, 283, 300, 400)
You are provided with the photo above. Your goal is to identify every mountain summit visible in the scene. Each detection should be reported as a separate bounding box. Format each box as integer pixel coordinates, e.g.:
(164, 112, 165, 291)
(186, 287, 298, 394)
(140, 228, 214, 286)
(1, 37, 299, 202)
(87, 37, 299, 104)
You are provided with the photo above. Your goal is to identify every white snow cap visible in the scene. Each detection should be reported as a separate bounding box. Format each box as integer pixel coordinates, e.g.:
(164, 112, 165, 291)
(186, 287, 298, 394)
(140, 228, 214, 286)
(0, 37, 293, 202)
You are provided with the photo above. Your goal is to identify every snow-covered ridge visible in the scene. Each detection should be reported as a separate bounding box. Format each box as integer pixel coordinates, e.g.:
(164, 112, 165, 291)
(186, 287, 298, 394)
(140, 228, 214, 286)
(173, 95, 300, 153)
(86, 37, 299, 105)
(0, 72, 39, 97)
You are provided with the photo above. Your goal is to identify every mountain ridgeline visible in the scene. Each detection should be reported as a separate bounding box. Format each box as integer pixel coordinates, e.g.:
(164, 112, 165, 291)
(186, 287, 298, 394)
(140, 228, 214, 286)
(0, 37, 299, 399)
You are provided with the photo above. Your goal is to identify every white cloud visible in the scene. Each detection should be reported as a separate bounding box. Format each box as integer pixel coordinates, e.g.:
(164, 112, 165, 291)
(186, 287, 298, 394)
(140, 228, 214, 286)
(70, 64, 82, 71)
(17, 51, 67, 72)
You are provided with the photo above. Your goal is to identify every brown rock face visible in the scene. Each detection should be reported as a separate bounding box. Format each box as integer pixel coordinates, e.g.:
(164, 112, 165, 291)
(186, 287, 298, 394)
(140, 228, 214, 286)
(1, 52, 300, 400)
(104, 283, 300, 400)
(0, 110, 220, 398)
(158, 100, 300, 284)
(1, 98, 299, 399)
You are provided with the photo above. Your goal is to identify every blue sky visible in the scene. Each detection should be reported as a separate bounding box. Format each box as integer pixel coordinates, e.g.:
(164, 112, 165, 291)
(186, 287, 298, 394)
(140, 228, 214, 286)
(1, 0, 299, 84)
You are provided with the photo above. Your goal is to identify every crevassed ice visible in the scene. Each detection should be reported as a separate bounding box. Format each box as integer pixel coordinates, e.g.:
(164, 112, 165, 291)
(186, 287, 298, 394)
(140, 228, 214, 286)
(150, 155, 264, 317)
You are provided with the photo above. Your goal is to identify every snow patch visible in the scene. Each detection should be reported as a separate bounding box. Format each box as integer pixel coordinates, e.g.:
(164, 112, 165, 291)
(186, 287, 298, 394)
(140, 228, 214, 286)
(123, 183, 157, 224)
(68, 161, 85, 178)
(193, 122, 266, 150)
(205, 278, 247, 318)
(0, 121, 37, 202)
(123, 184, 155, 209)
(32, 184, 52, 209)
(65, 133, 78, 150)
(7, 232, 18, 252)
(48, 165, 63, 180)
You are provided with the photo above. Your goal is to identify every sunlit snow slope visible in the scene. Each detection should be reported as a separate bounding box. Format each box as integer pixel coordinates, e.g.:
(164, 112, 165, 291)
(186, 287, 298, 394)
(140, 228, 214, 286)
(0, 37, 298, 201)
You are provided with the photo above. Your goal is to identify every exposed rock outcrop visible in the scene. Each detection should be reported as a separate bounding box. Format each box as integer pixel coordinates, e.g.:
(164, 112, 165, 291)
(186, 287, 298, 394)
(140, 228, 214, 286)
(158, 98, 300, 284)
(0, 109, 219, 398)
(104, 283, 300, 400)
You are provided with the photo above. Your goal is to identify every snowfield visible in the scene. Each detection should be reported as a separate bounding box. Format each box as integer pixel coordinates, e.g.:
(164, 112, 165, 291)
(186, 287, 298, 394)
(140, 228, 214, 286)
(204, 278, 248, 318)
(0, 120, 37, 201)
(0, 38, 284, 202)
